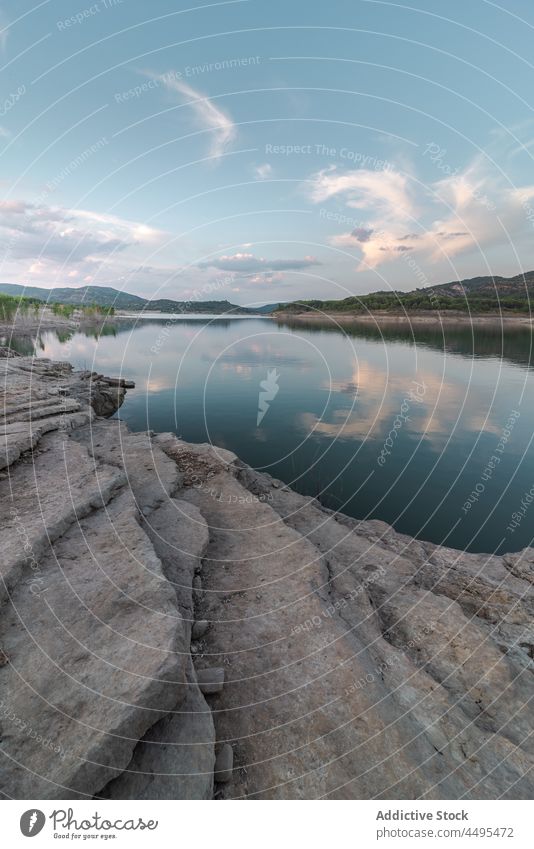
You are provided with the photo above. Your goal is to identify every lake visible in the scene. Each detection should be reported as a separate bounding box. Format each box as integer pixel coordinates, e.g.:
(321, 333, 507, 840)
(14, 314, 534, 554)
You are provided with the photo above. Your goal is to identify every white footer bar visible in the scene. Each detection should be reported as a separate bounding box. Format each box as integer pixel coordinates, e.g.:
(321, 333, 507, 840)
(3, 799, 531, 848)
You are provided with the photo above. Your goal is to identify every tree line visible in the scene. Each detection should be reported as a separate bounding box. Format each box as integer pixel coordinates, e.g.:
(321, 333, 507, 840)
(277, 290, 534, 314)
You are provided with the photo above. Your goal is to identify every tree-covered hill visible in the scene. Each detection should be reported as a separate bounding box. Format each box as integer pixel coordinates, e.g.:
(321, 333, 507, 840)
(277, 271, 534, 314)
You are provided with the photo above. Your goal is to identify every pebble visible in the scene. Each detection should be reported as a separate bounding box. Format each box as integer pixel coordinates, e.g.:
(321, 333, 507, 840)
(196, 667, 224, 694)
(192, 620, 209, 640)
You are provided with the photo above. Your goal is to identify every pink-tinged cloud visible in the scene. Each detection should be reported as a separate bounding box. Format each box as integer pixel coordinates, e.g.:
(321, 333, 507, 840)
(312, 157, 534, 270)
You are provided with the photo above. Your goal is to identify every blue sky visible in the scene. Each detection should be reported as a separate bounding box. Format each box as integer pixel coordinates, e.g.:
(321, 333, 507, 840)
(1, 0, 534, 305)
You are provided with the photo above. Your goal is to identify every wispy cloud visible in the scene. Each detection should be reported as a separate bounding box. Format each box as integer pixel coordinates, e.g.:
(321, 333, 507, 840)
(199, 252, 321, 272)
(254, 163, 273, 180)
(149, 72, 236, 160)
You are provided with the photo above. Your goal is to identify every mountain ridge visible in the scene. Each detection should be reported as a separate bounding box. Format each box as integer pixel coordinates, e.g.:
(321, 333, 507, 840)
(277, 269, 534, 314)
(0, 283, 279, 315)
(6, 269, 534, 317)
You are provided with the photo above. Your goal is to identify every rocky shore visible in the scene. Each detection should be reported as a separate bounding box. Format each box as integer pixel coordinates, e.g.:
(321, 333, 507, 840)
(1, 353, 533, 800)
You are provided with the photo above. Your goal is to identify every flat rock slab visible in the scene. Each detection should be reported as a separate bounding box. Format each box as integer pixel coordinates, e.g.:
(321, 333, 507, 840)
(73, 420, 180, 515)
(0, 490, 183, 799)
(0, 431, 124, 607)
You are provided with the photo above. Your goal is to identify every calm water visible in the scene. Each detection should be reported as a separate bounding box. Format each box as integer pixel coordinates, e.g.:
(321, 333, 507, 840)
(14, 315, 534, 554)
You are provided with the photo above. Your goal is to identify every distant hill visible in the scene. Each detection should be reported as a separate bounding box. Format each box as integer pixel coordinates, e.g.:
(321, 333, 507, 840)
(145, 298, 251, 315)
(277, 271, 534, 315)
(0, 283, 145, 309)
(425, 270, 534, 298)
(0, 284, 258, 315)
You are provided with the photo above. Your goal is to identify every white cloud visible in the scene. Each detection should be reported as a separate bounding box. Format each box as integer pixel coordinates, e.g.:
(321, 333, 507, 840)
(198, 252, 321, 273)
(310, 165, 416, 222)
(0, 199, 168, 284)
(254, 163, 273, 180)
(248, 272, 284, 285)
(309, 156, 534, 271)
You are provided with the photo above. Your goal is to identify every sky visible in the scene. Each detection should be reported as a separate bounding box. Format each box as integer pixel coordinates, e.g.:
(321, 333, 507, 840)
(1, 0, 534, 306)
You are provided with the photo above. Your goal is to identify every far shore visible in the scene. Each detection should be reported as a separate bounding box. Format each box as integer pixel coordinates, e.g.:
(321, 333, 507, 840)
(0, 305, 118, 339)
(273, 310, 534, 327)
(4, 306, 534, 338)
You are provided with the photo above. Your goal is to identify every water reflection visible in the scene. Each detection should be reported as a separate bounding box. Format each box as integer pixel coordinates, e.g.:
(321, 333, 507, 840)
(21, 315, 534, 555)
(277, 317, 534, 370)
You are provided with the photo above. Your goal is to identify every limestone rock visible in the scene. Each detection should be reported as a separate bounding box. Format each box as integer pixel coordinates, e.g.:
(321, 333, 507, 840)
(0, 489, 183, 799)
(0, 431, 124, 607)
(89, 381, 126, 417)
(72, 419, 180, 515)
(141, 499, 209, 643)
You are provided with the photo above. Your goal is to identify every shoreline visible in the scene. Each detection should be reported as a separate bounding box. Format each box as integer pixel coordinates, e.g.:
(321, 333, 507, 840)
(274, 310, 534, 326)
(114, 310, 263, 319)
(1, 353, 533, 800)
